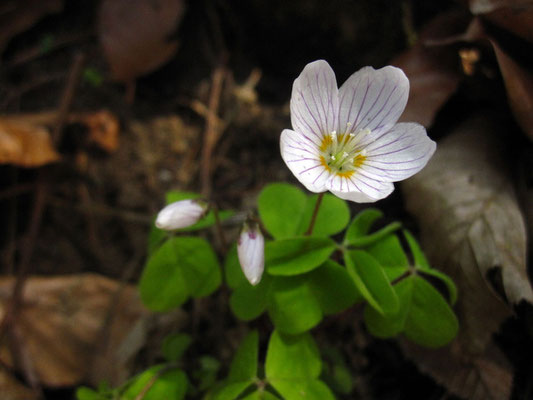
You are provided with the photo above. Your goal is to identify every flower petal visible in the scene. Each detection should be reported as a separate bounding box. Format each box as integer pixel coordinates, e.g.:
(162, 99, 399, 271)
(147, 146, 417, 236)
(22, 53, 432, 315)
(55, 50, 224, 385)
(291, 60, 339, 145)
(363, 123, 436, 182)
(326, 173, 394, 203)
(280, 129, 329, 192)
(238, 224, 265, 286)
(338, 66, 409, 135)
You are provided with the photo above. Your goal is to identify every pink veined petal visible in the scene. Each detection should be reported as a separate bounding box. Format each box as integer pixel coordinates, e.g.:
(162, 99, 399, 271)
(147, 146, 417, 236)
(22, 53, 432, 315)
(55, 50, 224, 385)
(238, 227, 265, 286)
(280, 129, 329, 193)
(291, 60, 339, 145)
(363, 122, 436, 182)
(338, 66, 409, 135)
(326, 172, 394, 202)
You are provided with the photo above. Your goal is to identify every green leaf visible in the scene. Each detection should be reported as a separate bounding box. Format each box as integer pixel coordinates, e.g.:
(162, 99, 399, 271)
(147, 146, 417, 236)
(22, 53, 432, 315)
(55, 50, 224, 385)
(265, 330, 321, 380)
(122, 366, 187, 400)
(242, 390, 281, 400)
(364, 272, 414, 338)
(297, 193, 350, 237)
(403, 230, 431, 269)
(344, 208, 401, 247)
(258, 183, 307, 239)
(268, 276, 323, 334)
(344, 250, 399, 315)
(308, 260, 361, 314)
(266, 237, 336, 276)
(365, 234, 409, 268)
(228, 331, 259, 382)
(419, 269, 458, 305)
(214, 382, 253, 400)
(270, 380, 335, 400)
(404, 276, 459, 347)
(403, 230, 458, 304)
(161, 333, 192, 362)
(225, 244, 246, 289)
(140, 236, 221, 311)
(345, 208, 383, 240)
(230, 275, 272, 321)
(76, 387, 107, 400)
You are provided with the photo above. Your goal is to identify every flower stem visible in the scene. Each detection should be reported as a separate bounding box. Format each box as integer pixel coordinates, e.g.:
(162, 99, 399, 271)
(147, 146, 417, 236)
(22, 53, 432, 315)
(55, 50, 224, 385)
(305, 192, 325, 236)
(212, 204, 227, 249)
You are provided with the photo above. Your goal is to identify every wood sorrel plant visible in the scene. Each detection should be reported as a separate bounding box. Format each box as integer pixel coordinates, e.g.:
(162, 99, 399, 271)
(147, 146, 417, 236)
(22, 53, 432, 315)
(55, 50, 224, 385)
(77, 61, 457, 400)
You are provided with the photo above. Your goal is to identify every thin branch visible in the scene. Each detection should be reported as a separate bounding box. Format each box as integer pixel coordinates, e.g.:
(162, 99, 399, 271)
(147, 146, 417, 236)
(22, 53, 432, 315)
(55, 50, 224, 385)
(200, 65, 226, 198)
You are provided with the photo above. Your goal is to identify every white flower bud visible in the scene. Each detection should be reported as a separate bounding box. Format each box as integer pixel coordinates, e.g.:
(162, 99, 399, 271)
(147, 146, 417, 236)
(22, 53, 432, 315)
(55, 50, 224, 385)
(155, 199, 208, 230)
(237, 221, 265, 286)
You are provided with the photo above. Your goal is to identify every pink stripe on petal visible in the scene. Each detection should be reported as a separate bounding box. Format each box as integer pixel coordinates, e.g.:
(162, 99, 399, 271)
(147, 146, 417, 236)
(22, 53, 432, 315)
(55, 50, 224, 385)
(338, 66, 409, 134)
(364, 123, 436, 181)
(291, 60, 339, 137)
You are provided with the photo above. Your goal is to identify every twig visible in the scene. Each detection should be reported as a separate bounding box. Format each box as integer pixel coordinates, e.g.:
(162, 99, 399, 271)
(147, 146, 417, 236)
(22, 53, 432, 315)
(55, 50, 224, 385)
(305, 192, 325, 235)
(52, 52, 86, 144)
(47, 197, 153, 224)
(200, 65, 226, 198)
(0, 182, 35, 201)
(212, 204, 227, 249)
(0, 53, 85, 392)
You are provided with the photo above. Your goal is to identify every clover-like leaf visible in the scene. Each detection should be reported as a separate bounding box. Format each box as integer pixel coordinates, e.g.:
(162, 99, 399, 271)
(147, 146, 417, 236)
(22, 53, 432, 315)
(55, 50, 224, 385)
(140, 236, 221, 311)
(258, 183, 307, 239)
(344, 250, 399, 315)
(122, 365, 187, 400)
(266, 237, 336, 276)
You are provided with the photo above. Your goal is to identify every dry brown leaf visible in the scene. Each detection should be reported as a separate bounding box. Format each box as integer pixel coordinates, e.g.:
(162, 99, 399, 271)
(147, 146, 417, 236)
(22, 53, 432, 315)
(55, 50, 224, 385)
(401, 339, 513, 400)
(79, 110, 120, 152)
(98, 0, 185, 83)
(0, 0, 63, 53)
(0, 368, 37, 400)
(393, 11, 466, 128)
(490, 40, 533, 140)
(0, 274, 151, 387)
(468, 0, 533, 42)
(402, 116, 533, 353)
(0, 117, 60, 167)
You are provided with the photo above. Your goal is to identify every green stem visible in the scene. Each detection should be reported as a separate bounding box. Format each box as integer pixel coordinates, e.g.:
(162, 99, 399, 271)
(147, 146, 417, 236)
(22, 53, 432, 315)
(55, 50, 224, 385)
(391, 269, 413, 286)
(305, 192, 325, 236)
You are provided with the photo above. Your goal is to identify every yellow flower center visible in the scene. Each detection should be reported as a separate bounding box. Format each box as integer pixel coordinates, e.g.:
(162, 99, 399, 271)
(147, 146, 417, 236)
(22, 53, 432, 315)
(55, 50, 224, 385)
(319, 129, 369, 177)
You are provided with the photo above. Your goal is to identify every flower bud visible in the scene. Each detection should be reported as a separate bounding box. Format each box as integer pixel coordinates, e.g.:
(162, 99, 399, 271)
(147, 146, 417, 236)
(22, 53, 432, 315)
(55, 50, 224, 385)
(237, 221, 264, 286)
(155, 199, 208, 230)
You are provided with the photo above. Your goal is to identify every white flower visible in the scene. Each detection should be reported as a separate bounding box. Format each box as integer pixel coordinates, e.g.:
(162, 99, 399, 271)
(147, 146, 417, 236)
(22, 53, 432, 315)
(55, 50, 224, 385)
(237, 221, 265, 286)
(155, 199, 208, 230)
(280, 60, 436, 203)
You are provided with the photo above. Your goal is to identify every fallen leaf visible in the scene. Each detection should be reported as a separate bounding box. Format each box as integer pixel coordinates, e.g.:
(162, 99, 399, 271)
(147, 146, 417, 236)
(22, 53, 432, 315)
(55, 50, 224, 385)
(402, 116, 533, 353)
(0, 0, 63, 53)
(97, 0, 185, 83)
(0, 369, 37, 400)
(490, 40, 533, 140)
(0, 274, 151, 387)
(467, 0, 533, 42)
(79, 110, 120, 152)
(401, 339, 513, 400)
(393, 11, 466, 127)
(0, 117, 60, 167)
